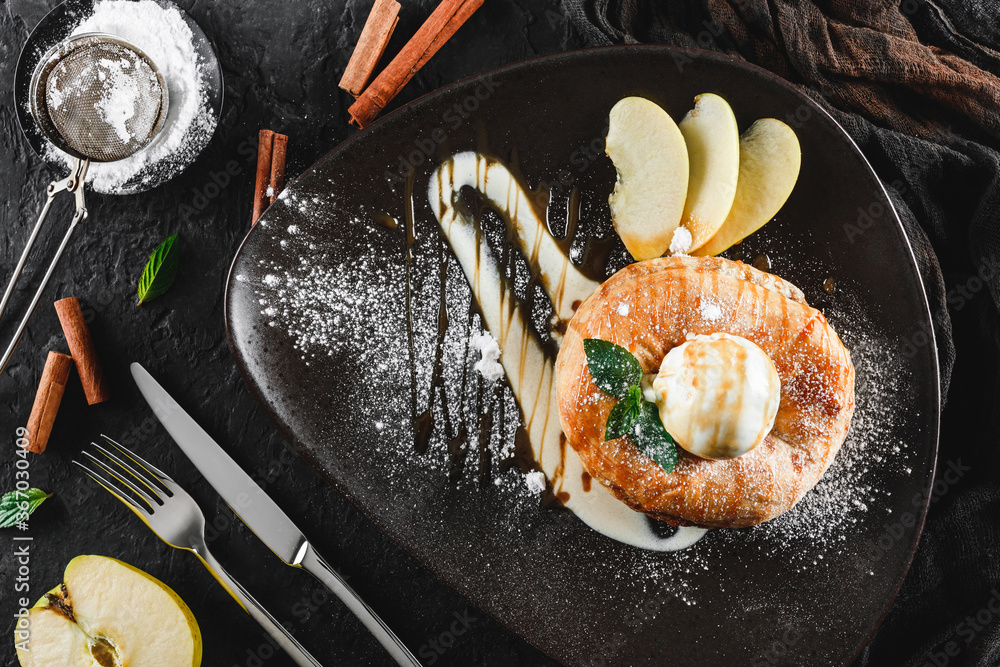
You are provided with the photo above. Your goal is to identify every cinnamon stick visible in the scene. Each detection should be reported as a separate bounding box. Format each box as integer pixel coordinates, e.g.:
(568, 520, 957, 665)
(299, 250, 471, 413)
(339, 0, 401, 98)
(269, 133, 288, 204)
(55, 297, 110, 405)
(348, 0, 484, 128)
(25, 352, 74, 454)
(251, 129, 274, 225)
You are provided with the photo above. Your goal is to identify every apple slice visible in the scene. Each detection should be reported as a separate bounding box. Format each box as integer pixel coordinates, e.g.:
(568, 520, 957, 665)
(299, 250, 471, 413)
(678, 93, 740, 251)
(15, 555, 201, 667)
(693, 118, 801, 257)
(606, 96, 689, 261)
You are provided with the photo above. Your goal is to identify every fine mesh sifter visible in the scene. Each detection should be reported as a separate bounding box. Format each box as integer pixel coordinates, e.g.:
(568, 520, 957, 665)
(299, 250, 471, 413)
(0, 33, 168, 374)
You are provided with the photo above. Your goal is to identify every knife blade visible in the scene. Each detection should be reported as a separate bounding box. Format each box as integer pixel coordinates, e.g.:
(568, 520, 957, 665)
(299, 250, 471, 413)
(131, 362, 308, 563)
(130, 362, 421, 667)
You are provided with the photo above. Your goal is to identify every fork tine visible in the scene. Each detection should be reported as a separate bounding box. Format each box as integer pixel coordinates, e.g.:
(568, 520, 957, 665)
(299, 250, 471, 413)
(73, 459, 151, 516)
(82, 449, 161, 510)
(100, 434, 176, 491)
(90, 441, 168, 501)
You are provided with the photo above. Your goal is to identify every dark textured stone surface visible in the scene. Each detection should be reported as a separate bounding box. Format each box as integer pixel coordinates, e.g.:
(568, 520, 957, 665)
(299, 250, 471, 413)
(0, 1, 581, 665)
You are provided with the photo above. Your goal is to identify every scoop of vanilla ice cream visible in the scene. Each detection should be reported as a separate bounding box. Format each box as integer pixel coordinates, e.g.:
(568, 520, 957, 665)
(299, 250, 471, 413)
(651, 332, 780, 460)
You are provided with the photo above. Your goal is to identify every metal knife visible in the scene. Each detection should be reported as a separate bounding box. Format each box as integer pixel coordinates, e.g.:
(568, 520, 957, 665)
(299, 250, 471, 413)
(131, 362, 422, 667)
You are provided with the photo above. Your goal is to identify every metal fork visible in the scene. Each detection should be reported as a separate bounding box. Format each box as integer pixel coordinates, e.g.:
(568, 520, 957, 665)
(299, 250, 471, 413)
(74, 436, 324, 667)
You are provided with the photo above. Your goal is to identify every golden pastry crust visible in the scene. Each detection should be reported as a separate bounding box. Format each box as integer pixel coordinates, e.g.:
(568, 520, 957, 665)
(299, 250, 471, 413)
(555, 256, 855, 528)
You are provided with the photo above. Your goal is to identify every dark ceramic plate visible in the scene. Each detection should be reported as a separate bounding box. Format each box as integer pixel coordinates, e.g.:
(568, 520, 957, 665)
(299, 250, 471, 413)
(226, 47, 940, 666)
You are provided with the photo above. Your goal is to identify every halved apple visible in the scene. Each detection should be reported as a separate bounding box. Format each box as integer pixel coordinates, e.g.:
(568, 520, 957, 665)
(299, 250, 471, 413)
(15, 555, 201, 667)
(678, 93, 740, 251)
(606, 96, 689, 261)
(693, 118, 801, 257)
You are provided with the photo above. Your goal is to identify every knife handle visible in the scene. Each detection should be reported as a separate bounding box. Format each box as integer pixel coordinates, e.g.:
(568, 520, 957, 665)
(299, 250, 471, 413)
(196, 544, 324, 667)
(299, 545, 422, 667)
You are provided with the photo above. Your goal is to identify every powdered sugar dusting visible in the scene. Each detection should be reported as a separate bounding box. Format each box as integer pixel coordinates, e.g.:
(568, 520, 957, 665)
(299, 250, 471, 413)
(93, 58, 140, 143)
(43, 0, 217, 194)
(744, 328, 911, 548)
(246, 196, 924, 620)
(470, 331, 503, 383)
(669, 225, 693, 255)
(524, 471, 546, 494)
(699, 300, 722, 320)
(256, 259, 404, 368)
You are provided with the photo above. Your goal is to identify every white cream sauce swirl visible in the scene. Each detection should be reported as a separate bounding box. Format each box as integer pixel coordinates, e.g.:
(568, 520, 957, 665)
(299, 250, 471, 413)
(428, 151, 708, 552)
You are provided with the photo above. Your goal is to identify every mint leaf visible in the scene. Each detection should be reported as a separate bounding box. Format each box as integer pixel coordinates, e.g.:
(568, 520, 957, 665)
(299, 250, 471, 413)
(584, 338, 642, 398)
(137, 234, 180, 306)
(633, 401, 678, 473)
(584, 337, 677, 470)
(605, 384, 642, 440)
(0, 488, 52, 529)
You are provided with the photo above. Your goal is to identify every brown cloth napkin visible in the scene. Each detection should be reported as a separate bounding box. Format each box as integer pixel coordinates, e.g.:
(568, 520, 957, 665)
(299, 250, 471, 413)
(564, 1, 1000, 665)
(570, 0, 1000, 145)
